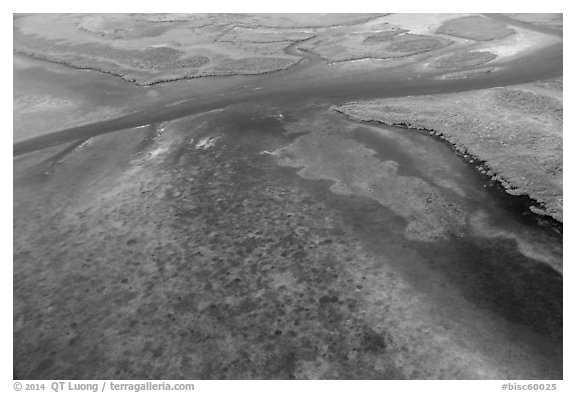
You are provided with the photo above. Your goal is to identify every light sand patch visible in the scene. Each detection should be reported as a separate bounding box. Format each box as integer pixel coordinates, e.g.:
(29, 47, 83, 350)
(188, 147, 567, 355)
(504, 13, 563, 30)
(272, 118, 466, 242)
(148, 146, 170, 159)
(13, 94, 122, 142)
(195, 135, 219, 150)
(14, 94, 77, 112)
(381, 13, 475, 36)
(473, 25, 560, 60)
(359, 124, 469, 197)
(434, 67, 499, 80)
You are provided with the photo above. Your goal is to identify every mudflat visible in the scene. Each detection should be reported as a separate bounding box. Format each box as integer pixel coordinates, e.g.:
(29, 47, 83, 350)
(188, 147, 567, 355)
(14, 14, 380, 85)
(333, 79, 563, 222)
(14, 13, 563, 380)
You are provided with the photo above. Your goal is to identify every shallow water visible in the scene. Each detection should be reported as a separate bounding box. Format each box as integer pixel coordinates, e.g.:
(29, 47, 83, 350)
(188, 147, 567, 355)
(196, 105, 563, 377)
(13, 23, 562, 379)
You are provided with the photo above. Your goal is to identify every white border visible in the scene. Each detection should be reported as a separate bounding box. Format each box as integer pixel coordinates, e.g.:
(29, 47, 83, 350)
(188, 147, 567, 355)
(5, 2, 571, 392)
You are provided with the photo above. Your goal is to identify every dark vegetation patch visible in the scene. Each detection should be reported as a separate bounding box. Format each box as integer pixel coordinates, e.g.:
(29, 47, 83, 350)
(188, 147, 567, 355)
(363, 29, 408, 44)
(436, 16, 515, 41)
(493, 88, 563, 122)
(333, 90, 563, 223)
(212, 57, 296, 74)
(298, 31, 452, 62)
(13, 33, 208, 85)
(429, 50, 497, 68)
(160, 55, 210, 69)
(14, 32, 189, 70)
(14, 27, 296, 85)
(385, 34, 449, 53)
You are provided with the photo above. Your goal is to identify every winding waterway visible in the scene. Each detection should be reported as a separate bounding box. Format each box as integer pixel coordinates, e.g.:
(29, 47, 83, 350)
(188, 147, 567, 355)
(14, 31, 562, 155)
